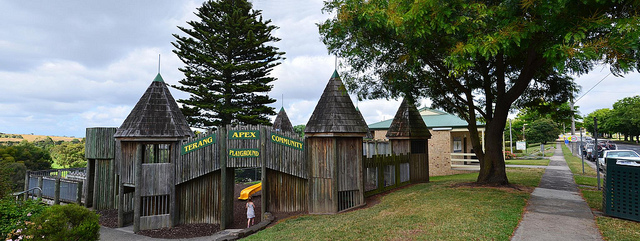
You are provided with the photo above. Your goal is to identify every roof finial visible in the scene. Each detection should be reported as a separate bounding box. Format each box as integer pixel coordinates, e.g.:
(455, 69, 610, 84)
(158, 54, 161, 74)
(282, 94, 284, 109)
(334, 56, 337, 70)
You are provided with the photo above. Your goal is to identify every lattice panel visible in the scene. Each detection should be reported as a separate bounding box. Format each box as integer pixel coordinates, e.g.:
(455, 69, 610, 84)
(604, 160, 640, 221)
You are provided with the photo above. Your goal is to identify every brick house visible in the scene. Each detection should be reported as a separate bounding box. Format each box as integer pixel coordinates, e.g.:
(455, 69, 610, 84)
(368, 108, 486, 176)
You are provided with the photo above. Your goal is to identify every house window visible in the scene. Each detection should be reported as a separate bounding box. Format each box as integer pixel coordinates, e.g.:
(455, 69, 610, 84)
(144, 143, 171, 163)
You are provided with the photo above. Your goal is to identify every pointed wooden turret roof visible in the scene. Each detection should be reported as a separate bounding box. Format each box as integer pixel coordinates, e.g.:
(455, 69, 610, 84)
(305, 70, 368, 135)
(386, 98, 431, 139)
(114, 73, 194, 139)
(273, 107, 294, 133)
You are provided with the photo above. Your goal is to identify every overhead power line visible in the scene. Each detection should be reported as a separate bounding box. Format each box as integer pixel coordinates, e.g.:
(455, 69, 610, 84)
(574, 72, 612, 104)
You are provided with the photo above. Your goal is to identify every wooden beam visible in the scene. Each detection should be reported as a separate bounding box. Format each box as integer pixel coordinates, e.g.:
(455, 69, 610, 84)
(220, 126, 229, 230)
(260, 126, 268, 219)
(133, 143, 143, 233)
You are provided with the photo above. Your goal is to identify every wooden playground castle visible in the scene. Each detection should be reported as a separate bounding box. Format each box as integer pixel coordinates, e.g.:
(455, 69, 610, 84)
(82, 71, 431, 232)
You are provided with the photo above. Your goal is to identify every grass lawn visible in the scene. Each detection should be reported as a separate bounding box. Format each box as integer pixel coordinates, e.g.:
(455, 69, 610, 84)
(514, 143, 555, 158)
(246, 168, 543, 240)
(505, 159, 550, 166)
(561, 144, 640, 240)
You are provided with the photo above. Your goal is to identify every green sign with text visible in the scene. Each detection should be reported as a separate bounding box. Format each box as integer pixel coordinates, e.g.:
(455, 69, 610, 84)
(228, 148, 260, 158)
(181, 134, 216, 155)
(270, 133, 304, 150)
(228, 130, 259, 139)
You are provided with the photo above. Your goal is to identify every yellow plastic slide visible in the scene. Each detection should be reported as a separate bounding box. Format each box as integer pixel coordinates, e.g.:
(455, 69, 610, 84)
(238, 182, 262, 200)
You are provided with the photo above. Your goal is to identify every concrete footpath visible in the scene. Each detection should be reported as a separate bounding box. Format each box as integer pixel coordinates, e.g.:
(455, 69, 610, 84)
(511, 143, 603, 241)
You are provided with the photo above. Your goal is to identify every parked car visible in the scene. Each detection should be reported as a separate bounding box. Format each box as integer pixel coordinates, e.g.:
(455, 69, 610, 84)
(597, 150, 640, 171)
(583, 143, 594, 159)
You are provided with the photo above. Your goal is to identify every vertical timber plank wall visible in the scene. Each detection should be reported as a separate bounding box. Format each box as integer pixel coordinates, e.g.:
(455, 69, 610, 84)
(266, 170, 308, 213)
(410, 152, 429, 183)
(176, 130, 220, 184)
(265, 130, 307, 179)
(308, 137, 336, 214)
(95, 159, 116, 210)
(227, 125, 261, 168)
(337, 138, 364, 211)
(176, 171, 222, 224)
(85, 127, 117, 210)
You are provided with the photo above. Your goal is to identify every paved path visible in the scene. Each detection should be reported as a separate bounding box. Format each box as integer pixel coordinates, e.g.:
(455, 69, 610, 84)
(511, 143, 603, 241)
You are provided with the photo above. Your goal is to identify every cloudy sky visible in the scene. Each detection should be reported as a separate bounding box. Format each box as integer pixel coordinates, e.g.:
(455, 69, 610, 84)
(1, 0, 638, 138)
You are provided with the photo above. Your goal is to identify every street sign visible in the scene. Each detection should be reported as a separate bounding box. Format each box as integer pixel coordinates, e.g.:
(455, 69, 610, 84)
(570, 135, 578, 142)
(516, 141, 526, 150)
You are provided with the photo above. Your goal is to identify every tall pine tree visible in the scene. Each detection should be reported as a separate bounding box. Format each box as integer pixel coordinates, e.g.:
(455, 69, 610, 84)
(172, 0, 284, 127)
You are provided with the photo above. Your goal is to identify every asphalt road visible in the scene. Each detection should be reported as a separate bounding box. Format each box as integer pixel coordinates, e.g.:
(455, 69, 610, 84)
(612, 140, 640, 153)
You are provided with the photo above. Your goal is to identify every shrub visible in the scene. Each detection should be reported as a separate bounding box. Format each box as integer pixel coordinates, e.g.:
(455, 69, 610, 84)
(27, 204, 100, 241)
(503, 151, 516, 160)
(0, 198, 47, 240)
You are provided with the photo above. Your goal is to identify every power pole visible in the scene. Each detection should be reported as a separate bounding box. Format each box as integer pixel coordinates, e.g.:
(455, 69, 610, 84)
(509, 119, 513, 152)
(570, 101, 576, 135)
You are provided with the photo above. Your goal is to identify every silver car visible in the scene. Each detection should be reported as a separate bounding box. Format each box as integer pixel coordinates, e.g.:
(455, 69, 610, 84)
(597, 150, 640, 171)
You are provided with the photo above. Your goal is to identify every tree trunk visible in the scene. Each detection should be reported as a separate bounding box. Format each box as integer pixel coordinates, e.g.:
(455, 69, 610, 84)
(476, 122, 509, 185)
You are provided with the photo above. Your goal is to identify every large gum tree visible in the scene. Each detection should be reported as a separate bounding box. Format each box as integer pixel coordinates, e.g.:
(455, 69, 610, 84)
(319, 0, 640, 184)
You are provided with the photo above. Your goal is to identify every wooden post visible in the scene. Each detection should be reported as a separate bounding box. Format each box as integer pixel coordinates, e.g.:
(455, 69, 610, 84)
(133, 143, 143, 233)
(109, 158, 115, 208)
(219, 126, 228, 230)
(24, 171, 30, 201)
(117, 180, 124, 227)
(332, 139, 338, 213)
(260, 127, 268, 219)
(54, 178, 61, 205)
(76, 181, 83, 205)
(169, 142, 177, 228)
(37, 177, 43, 200)
(93, 161, 100, 209)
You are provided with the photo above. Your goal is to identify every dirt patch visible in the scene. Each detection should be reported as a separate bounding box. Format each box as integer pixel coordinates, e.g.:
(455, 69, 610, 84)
(96, 209, 118, 228)
(228, 183, 262, 229)
(137, 223, 219, 239)
(449, 182, 535, 193)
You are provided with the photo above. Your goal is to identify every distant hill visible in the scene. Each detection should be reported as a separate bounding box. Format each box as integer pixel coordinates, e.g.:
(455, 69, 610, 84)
(0, 133, 80, 143)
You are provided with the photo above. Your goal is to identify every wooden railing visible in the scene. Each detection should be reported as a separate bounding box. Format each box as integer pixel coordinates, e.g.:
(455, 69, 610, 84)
(450, 153, 479, 168)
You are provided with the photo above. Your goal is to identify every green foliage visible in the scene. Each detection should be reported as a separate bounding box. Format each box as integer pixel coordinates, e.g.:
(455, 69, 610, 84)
(584, 108, 612, 137)
(610, 96, 640, 138)
(584, 96, 640, 140)
(0, 162, 26, 196)
(50, 141, 86, 168)
(525, 118, 562, 144)
(0, 167, 10, 199)
(0, 198, 47, 240)
(293, 124, 305, 138)
(0, 134, 23, 139)
(0, 141, 52, 171)
(27, 204, 100, 241)
(172, 0, 284, 128)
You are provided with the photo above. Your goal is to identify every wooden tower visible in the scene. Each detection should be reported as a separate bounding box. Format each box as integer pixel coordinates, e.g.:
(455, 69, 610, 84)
(386, 98, 431, 183)
(273, 107, 294, 133)
(305, 70, 368, 214)
(113, 73, 194, 232)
